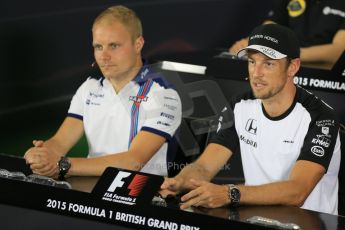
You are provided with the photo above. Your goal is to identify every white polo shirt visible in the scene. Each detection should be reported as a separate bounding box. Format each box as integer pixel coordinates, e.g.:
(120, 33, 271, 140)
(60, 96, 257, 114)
(67, 66, 182, 176)
(211, 86, 341, 215)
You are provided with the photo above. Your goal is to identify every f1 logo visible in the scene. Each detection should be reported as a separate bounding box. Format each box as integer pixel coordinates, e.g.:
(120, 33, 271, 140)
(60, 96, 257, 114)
(107, 171, 131, 192)
(106, 171, 149, 197)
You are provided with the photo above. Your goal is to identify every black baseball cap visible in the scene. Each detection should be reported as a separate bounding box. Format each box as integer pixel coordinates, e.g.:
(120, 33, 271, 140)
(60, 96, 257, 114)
(237, 23, 300, 60)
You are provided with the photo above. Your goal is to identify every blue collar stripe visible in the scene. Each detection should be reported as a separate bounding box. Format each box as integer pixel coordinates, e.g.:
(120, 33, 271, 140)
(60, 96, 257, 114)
(128, 79, 154, 148)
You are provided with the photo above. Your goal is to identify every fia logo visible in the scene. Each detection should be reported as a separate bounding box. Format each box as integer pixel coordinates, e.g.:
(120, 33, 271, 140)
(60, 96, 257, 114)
(107, 171, 148, 197)
(245, 119, 257, 135)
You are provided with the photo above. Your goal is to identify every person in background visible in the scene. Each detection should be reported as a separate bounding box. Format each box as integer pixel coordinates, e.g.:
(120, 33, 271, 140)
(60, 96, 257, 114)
(24, 5, 182, 179)
(162, 24, 341, 215)
(229, 0, 345, 69)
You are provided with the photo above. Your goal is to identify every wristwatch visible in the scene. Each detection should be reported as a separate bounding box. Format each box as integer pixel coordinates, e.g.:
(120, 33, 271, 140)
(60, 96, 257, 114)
(58, 156, 71, 180)
(228, 184, 241, 206)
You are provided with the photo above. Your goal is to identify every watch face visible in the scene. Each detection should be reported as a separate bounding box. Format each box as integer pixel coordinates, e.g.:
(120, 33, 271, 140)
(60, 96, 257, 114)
(59, 158, 71, 172)
(230, 187, 241, 203)
(60, 161, 69, 171)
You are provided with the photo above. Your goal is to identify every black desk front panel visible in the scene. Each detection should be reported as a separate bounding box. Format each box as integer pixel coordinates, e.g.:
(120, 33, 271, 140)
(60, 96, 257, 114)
(0, 171, 344, 229)
(0, 176, 268, 230)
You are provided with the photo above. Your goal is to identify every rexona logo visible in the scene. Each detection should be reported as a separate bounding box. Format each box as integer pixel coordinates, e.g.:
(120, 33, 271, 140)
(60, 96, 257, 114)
(103, 171, 149, 205)
(311, 146, 325, 157)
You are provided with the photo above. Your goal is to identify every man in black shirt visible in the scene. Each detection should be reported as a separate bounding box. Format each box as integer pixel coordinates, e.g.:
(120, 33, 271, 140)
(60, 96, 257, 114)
(229, 0, 345, 69)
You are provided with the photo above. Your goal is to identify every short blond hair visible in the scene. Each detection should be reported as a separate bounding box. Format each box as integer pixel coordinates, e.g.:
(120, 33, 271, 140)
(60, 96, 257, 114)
(92, 5, 142, 41)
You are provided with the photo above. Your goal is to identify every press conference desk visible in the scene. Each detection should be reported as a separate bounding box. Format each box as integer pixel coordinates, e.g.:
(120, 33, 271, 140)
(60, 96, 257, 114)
(0, 203, 129, 230)
(0, 154, 344, 229)
(0, 171, 345, 230)
(66, 176, 345, 230)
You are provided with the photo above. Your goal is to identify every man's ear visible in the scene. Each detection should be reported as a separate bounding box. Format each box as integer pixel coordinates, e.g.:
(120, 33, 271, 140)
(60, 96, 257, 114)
(288, 58, 301, 78)
(135, 36, 145, 53)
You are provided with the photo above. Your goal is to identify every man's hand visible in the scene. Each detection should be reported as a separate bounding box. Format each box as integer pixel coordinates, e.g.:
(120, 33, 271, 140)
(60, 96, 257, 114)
(229, 38, 249, 55)
(159, 177, 184, 198)
(180, 179, 229, 209)
(24, 140, 60, 177)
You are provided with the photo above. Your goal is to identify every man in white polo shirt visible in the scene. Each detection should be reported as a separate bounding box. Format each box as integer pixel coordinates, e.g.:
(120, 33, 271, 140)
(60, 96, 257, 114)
(24, 5, 181, 178)
(161, 24, 341, 215)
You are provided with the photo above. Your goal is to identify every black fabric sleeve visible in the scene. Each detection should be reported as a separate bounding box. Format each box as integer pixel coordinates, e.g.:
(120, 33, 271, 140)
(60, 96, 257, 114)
(208, 93, 245, 153)
(208, 123, 239, 153)
(266, 0, 289, 26)
(297, 100, 340, 171)
(340, 16, 345, 30)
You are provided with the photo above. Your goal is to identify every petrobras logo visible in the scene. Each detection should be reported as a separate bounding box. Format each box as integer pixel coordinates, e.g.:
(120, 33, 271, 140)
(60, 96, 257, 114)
(311, 146, 325, 157)
(103, 171, 149, 205)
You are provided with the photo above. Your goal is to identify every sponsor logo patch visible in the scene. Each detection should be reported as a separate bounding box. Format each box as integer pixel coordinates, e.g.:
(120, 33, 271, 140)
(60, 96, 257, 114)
(160, 112, 174, 120)
(311, 133, 331, 148)
(216, 116, 223, 133)
(129, 95, 148, 104)
(321, 127, 329, 136)
(245, 119, 257, 135)
(283, 140, 294, 144)
(240, 135, 257, 148)
(157, 121, 171, 127)
(164, 96, 178, 101)
(311, 146, 325, 157)
(164, 104, 177, 111)
(315, 120, 335, 127)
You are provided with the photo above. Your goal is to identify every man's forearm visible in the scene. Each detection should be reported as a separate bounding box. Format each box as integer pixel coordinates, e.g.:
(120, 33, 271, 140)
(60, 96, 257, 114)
(43, 138, 69, 157)
(175, 162, 214, 191)
(67, 151, 147, 176)
(301, 43, 344, 65)
(238, 180, 310, 207)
